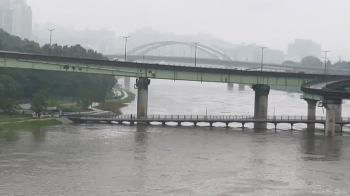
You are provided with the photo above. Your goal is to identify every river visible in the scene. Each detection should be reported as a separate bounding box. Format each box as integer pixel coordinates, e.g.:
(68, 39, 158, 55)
(1, 79, 350, 195)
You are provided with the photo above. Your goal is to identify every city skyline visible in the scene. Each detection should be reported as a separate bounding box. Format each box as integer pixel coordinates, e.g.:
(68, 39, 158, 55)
(25, 0, 350, 61)
(0, 0, 32, 39)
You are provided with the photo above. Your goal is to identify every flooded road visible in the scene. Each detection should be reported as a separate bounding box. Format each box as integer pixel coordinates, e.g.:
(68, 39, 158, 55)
(1, 80, 350, 195)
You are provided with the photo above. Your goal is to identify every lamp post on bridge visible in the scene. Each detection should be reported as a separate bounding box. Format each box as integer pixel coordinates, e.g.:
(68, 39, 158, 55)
(260, 46, 267, 71)
(322, 50, 331, 74)
(48, 29, 55, 56)
(194, 42, 200, 67)
(123, 36, 130, 62)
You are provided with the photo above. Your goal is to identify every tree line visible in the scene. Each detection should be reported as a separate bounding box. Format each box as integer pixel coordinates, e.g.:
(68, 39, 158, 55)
(0, 29, 116, 114)
(283, 56, 350, 68)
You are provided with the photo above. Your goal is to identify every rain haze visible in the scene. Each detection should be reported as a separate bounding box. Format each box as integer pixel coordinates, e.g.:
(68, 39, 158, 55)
(3, 0, 350, 196)
(27, 0, 350, 60)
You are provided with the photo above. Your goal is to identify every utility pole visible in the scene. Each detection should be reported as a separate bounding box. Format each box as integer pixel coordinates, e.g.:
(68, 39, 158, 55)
(260, 47, 267, 71)
(123, 36, 130, 62)
(48, 29, 55, 56)
(194, 42, 200, 67)
(323, 50, 331, 74)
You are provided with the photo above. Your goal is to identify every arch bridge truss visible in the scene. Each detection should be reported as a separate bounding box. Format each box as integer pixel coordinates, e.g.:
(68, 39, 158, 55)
(127, 41, 232, 60)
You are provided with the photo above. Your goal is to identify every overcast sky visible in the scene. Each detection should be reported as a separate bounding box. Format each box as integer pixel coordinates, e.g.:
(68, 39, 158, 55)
(27, 0, 350, 60)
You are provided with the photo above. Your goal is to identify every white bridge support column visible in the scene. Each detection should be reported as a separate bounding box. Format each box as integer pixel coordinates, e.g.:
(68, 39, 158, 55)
(227, 83, 234, 90)
(252, 84, 270, 129)
(136, 77, 150, 118)
(324, 102, 341, 137)
(305, 99, 318, 131)
(335, 103, 342, 132)
(124, 77, 131, 89)
(239, 84, 245, 91)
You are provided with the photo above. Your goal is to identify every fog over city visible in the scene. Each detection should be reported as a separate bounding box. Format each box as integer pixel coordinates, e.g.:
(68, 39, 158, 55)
(27, 0, 350, 60)
(3, 1, 350, 195)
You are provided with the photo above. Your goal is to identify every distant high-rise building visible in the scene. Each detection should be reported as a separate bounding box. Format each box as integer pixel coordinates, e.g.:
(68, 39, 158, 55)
(0, 9, 13, 34)
(287, 39, 322, 62)
(0, 0, 32, 39)
(0, 0, 12, 34)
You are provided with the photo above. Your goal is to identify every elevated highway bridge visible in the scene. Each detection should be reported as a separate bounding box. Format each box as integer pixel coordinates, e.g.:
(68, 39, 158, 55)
(107, 54, 346, 75)
(0, 51, 349, 136)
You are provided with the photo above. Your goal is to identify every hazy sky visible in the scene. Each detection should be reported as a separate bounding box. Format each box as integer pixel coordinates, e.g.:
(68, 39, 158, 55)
(27, 0, 350, 60)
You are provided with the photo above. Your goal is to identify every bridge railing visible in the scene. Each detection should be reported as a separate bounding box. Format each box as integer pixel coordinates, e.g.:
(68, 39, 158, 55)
(68, 115, 350, 121)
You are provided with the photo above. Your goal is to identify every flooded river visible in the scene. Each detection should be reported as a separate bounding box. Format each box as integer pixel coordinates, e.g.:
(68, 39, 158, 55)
(1, 80, 350, 195)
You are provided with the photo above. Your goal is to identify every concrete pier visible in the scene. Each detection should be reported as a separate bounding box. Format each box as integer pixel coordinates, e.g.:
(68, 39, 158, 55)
(252, 84, 270, 129)
(136, 77, 150, 118)
(335, 104, 342, 132)
(239, 84, 245, 91)
(227, 83, 234, 90)
(305, 99, 318, 131)
(325, 102, 341, 136)
(124, 77, 131, 89)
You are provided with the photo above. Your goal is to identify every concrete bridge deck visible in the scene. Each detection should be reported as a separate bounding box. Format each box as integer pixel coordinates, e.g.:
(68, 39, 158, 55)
(68, 115, 350, 131)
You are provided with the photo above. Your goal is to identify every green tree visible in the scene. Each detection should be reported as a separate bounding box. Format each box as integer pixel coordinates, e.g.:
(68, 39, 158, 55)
(0, 28, 116, 110)
(282, 60, 299, 65)
(0, 74, 21, 115)
(301, 56, 323, 67)
(0, 97, 17, 115)
(31, 93, 48, 115)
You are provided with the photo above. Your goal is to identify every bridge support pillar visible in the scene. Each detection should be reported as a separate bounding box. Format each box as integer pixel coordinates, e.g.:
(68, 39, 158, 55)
(124, 77, 131, 89)
(252, 84, 270, 129)
(324, 102, 341, 137)
(136, 77, 150, 119)
(335, 103, 342, 132)
(227, 83, 234, 90)
(305, 99, 318, 131)
(239, 84, 245, 91)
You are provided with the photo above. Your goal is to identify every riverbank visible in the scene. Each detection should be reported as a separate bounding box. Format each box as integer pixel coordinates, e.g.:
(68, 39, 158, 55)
(53, 98, 93, 112)
(0, 115, 62, 131)
(95, 88, 135, 115)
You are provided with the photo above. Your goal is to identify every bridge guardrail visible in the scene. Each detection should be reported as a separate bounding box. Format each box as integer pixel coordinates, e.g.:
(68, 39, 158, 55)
(67, 115, 350, 122)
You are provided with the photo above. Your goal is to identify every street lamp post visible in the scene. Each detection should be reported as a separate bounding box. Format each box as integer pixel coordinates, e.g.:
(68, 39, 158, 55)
(123, 36, 130, 62)
(194, 42, 200, 67)
(48, 29, 55, 56)
(260, 47, 267, 71)
(322, 50, 331, 74)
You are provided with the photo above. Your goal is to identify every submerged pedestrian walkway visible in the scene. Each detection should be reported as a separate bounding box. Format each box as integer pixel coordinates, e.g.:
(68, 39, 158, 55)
(68, 115, 350, 131)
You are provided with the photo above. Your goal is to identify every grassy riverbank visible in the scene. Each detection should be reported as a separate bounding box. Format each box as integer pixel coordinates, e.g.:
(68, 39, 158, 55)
(96, 89, 136, 115)
(49, 97, 93, 112)
(0, 115, 62, 131)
